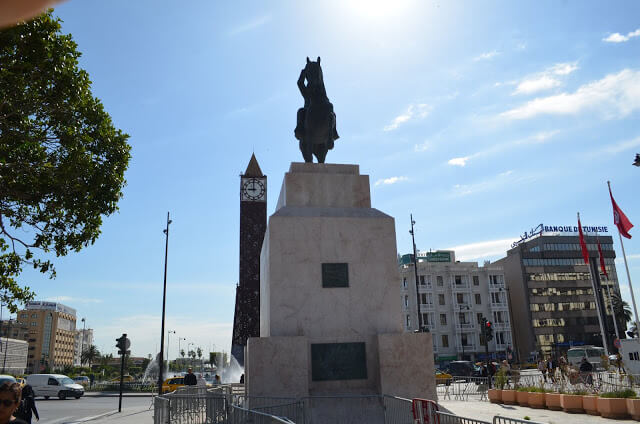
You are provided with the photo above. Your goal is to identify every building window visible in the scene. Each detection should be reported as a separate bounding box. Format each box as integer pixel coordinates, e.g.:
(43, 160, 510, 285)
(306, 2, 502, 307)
(31, 322, 37, 327)
(437, 276, 443, 286)
(406, 315, 411, 328)
(422, 313, 430, 325)
(475, 294, 482, 305)
(473, 275, 479, 286)
(419, 275, 425, 285)
(404, 295, 409, 308)
(454, 275, 462, 285)
(477, 313, 484, 324)
(402, 278, 407, 289)
(440, 314, 447, 325)
(442, 335, 449, 348)
(456, 293, 464, 304)
(438, 294, 445, 305)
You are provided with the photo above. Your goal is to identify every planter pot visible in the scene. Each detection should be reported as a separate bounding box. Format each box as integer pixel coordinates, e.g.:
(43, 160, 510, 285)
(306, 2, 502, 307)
(560, 394, 583, 413)
(545, 392, 562, 411)
(627, 398, 640, 421)
(488, 389, 502, 404)
(528, 392, 546, 409)
(516, 391, 529, 406)
(583, 395, 599, 416)
(502, 390, 517, 405)
(597, 397, 629, 419)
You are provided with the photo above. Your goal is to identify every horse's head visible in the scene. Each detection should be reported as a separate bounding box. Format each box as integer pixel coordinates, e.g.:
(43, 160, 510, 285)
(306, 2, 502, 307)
(305, 56, 323, 87)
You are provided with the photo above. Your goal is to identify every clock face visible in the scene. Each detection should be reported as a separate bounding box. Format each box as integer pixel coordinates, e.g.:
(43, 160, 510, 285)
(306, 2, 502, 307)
(241, 178, 266, 201)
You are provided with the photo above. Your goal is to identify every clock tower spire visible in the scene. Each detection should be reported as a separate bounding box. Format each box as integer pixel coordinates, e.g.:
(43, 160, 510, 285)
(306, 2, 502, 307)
(231, 154, 267, 367)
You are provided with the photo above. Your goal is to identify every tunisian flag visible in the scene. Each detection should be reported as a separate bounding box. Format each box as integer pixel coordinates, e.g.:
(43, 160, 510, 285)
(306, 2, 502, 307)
(609, 185, 634, 239)
(597, 239, 608, 278)
(578, 214, 589, 264)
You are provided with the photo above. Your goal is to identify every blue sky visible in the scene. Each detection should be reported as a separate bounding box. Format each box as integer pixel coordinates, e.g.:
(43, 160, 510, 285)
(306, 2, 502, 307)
(15, 1, 640, 358)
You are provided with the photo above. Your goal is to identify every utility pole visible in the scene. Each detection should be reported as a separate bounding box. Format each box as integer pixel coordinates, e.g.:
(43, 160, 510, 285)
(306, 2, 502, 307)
(409, 214, 424, 332)
(115, 334, 130, 413)
(158, 212, 172, 396)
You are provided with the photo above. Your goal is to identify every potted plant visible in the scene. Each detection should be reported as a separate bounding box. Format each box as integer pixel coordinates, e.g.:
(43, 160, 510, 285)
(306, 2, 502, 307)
(597, 390, 634, 419)
(502, 386, 517, 405)
(516, 386, 530, 407)
(583, 393, 599, 416)
(528, 387, 547, 409)
(560, 389, 586, 413)
(488, 369, 507, 404)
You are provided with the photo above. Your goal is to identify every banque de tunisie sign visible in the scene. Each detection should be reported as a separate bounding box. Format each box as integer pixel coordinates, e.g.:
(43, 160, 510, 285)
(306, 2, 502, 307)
(511, 223, 609, 248)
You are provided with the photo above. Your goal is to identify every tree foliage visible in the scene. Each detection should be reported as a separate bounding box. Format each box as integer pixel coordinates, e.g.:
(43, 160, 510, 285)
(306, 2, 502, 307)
(81, 344, 100, 367)
(0, 11, 131, 311)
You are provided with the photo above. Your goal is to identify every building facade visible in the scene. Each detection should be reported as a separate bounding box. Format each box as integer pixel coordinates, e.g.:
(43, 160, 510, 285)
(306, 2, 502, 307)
(73, 328, 94, 366)
(0, 320, 30, 342)
(495, 231, 620, 360)
(0, 338, 28, 375)
(399, 251, 514, 367)
(18, 301, 77, 372)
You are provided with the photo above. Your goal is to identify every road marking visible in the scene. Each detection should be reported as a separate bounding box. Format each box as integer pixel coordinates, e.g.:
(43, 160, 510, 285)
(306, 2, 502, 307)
(65, 410, 119, 423)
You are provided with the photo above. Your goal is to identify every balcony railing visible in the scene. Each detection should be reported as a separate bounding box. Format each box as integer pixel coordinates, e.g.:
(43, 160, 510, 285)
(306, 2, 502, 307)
(489, 282, 505, 290)
(455, 342, 477, 352)
(451, 281, 470, 290)
(419, 303, 434, 312)
(493, 322, 509, 330)
(455, 323, 476, 331)
(490, 302, 508, 309)
(454, 302, 471, 311)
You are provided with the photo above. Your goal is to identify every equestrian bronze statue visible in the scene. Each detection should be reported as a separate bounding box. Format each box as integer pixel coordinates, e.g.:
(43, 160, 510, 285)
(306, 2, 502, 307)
(294, 57, 339, 163)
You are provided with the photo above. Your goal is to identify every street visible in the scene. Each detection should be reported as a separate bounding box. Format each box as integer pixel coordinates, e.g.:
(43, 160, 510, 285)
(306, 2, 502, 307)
(35, 395, 151, 424)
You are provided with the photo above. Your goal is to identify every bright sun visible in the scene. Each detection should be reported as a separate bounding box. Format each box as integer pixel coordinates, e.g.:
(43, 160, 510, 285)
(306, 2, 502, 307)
(345, 0, 415, 20)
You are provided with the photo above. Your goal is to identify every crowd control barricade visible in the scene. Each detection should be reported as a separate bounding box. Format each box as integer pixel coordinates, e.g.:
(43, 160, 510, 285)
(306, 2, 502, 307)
(412, 398, 439, 424)
(383, 395, 414, 424)
(434, 411, 491, 424)
(437, 377, 489, 401)
(492, 416, 545, 424)
(154, 395, 170, 424)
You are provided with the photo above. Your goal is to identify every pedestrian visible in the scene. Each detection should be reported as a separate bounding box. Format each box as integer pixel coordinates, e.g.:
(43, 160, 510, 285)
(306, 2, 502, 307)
(0, 382, 27, 424)
(89, 374, 94, 389)
(558, 355, 568, 380)
(239, 374, 244, 384)
(214, 375, 221, 385)
(14, 384, 38, 424)
(579, 357, 593, 385)
(547, 358, 555, 383)
(184, 368, 197, 386)
(537, 359, 547, 382)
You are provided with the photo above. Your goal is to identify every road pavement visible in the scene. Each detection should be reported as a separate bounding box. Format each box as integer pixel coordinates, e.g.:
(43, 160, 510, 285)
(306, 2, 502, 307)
(35, 395, 151, 424)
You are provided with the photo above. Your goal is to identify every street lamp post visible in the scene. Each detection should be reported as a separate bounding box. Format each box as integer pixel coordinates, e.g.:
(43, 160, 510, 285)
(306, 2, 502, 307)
(81, 318, 86, 366)
(178, 337, 186, 370)
(167, 330, 175, 374)
(157, 212, 172, 396)
(409, 214, 424, 332)
(188, 343, 194, 367)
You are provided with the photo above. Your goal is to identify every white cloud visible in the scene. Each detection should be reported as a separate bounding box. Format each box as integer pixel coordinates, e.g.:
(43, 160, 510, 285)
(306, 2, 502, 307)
(446, 130, 559, 167)
(414, 140, 431, 152)
(628, 254, 640, 260)
(446, 238, 517, 261)
(375, 176, 408, 186)
(448, 157, 470, 167)
(44, 296, 102, 304)
(512, 62, 578, 95)
(229, 14, 272, 36)
(501, 68, 640, 120)
(384, 103, 432, 131)
(450, 170, 541, 197)
(603, 29, 640, 43)
(474, 51, 499, 61)
(514, 75, 561, 95)
(587, 135, 640, 157)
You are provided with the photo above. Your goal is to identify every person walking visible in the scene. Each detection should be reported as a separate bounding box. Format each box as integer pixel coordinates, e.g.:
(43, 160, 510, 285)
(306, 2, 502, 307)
(0, 382, 27, 424)
(537, 359, 547, 382)
(184, 368, 197, 386)
(14, 384, 38, 424)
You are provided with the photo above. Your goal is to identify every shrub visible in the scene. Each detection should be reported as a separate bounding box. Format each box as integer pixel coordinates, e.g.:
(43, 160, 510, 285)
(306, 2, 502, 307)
(494, 369, 508, 390)
(523, 416, 530, 420)
(599, 389, 636, 399)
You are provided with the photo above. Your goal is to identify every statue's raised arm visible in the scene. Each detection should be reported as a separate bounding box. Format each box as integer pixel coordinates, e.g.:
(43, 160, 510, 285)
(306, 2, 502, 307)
(294, 57, 339, 163)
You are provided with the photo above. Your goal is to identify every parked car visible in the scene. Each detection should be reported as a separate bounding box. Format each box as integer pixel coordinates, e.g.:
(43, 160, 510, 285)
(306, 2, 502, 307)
(0, 375, 16, 386)
(445, 361, 476, 377)
(162, 377, 185, 393)
(27, 374, 84, 399)
(435, 369, 452, 385)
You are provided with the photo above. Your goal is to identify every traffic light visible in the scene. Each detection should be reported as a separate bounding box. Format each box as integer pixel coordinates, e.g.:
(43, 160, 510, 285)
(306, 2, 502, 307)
(115, 334, 130, 355)
(485, 321, 494, 342)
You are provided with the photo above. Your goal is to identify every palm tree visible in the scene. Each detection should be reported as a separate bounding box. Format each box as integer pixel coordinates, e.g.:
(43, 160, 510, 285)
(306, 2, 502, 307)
(611, 292, 633, 335)
(81, 345, 100, 367)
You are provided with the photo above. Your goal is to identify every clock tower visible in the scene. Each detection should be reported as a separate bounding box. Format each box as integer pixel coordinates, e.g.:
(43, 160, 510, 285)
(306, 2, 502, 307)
(231, 154, 267, 367)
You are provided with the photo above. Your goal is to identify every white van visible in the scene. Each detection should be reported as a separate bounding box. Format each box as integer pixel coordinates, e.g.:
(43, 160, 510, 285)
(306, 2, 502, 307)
(26, 374, 84, 399)
(567, 346, 605, 369)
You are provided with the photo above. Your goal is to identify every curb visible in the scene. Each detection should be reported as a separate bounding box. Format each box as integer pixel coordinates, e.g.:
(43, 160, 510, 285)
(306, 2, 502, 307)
(68, 410, 119, 423)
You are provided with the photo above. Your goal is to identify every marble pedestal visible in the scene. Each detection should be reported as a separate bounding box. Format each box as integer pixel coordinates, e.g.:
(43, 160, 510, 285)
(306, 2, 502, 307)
(246, 163, 436, 405)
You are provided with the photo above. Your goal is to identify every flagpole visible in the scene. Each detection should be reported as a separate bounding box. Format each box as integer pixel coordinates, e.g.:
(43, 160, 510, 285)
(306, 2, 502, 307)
(618, 230, 640, 337)
(597, 231, 621, 341)
(579, 212, 610, 356)
(608, 180, 640, 337)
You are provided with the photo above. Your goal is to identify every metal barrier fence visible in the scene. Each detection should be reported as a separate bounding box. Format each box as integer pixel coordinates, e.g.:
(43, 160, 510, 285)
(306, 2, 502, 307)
(437, 377, 489, 400)
(382, 395, 413, 424)
(435, 410, 491, 424)
(492, 416, 545, 424)
(229, 404, 295, 424)
(154, 395, 170, 424)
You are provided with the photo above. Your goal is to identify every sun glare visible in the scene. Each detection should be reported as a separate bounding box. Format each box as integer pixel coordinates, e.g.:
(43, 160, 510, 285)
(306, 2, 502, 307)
(345, 0, 415, 20)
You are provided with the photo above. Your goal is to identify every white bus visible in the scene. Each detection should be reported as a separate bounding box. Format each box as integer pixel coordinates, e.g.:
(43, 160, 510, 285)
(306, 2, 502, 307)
(567, 346, 605, 369)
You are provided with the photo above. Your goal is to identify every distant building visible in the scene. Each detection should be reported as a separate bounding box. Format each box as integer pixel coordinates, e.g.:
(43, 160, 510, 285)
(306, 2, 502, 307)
(495, 226, 620, 360)
(399, 251, 514, 367)
(73, 328, 94, 366)
(18, 301, 77, 372)
(0, 320, 30, 343)
(0, 338, 28, 375)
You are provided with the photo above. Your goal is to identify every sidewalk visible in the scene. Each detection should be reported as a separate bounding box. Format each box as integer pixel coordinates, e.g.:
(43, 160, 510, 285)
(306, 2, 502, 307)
(84, 392, 154, 397)
(441, 400, 634, 423)
(74, 407, 153, 423)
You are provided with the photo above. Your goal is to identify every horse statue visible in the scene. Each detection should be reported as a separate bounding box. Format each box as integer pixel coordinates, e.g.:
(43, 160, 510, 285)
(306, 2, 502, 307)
(294, 57, 339, 163)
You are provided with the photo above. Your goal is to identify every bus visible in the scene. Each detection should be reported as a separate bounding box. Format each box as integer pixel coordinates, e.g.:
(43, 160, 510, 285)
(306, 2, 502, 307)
(567, 346, 605, 369)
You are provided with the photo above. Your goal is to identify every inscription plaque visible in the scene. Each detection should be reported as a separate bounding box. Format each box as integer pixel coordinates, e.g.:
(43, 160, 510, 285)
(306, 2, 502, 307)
(322, 263, 349, 287)
(311, 342, 367, 381)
